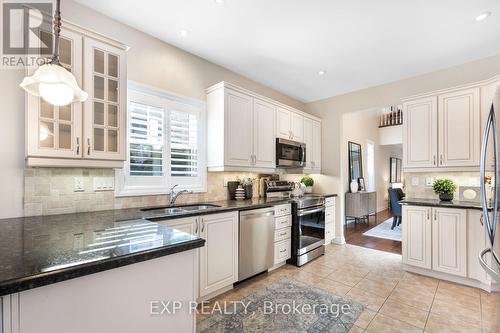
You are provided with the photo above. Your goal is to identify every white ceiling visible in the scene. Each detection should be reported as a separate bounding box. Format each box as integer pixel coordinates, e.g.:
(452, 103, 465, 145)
(75, 0, 500, 103)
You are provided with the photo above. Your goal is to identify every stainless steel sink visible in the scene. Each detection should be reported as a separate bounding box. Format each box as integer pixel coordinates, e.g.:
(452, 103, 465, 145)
(141, 204, 221, 216)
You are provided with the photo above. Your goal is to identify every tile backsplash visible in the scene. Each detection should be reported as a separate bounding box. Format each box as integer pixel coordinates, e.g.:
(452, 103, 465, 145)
(404, 171, 481, 201)
(24, 168, 259, 216)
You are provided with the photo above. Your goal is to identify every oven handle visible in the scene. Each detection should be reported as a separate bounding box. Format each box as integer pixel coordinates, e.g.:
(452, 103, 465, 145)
(297, 206, 325, 216)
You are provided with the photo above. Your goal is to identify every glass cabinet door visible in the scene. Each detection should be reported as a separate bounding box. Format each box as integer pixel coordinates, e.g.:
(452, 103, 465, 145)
(26, 29, 83, 159)
(83, 37, 126, 161)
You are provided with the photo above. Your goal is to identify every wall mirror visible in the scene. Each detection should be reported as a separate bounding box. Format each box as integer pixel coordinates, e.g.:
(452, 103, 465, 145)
(390, 157, 402, 183)
(348, 141, 363, 182)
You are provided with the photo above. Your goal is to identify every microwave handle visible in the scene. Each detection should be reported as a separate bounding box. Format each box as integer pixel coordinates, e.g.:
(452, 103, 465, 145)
(301, 146, 306, 166)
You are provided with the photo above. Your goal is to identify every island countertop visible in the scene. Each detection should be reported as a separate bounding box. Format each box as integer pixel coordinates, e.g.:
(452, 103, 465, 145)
(0, 194, 337, 296)
(400, 198, 485, 210)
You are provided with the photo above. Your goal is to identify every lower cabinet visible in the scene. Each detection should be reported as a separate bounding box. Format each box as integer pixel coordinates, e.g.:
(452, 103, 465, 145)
(157, 212, 238, 299)
(403, 205, 492, 285)
(402, 206, 432, 269)
(198, 212, 239, 297)
(325, 197, 335, 244)
(432, 208, 467, 277)
(273, 204, 292, 265)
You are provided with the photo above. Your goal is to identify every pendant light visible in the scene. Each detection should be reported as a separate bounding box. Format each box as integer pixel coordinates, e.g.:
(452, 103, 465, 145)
(20, 0, 87, 106)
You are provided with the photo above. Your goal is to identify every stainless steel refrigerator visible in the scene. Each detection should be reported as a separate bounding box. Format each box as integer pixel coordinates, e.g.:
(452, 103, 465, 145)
(480, 85, 500, 282)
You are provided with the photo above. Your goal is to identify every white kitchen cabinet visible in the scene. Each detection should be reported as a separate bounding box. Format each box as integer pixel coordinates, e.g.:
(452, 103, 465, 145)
(402, 205, 432, 269)
(253, 99, 276, 168)
(83, 36, 127, 162)
(277, 107, 292, 139)
(467, 210, 490, 284)
(276, 107, 305, 142)
(207, 85, 277, 172)
(432, 208, 467, 277)
(225, 89, 254, 167)
(403, 97, 438, 168)
(207, 82, 320, 171)
(303, 117, 322, 173)
(273, 204, 292, 265)
(438, 88, 480, 167)
(291, 112, 304, 142)
(25, 21, 127, 168)
(199, 212, 238, 298)
(26, 28, 83, 160)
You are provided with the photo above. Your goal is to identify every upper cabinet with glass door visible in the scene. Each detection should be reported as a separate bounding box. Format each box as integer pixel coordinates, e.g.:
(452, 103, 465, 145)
(26, 27, 83, 159)
(25, 20, 127, 168)
(83, 37, 127, 162)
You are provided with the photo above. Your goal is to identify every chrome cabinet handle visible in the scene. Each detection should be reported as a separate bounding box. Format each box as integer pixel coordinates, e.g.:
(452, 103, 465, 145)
(201, 218, 205, 233)
(427, 210, 430, 220)
(480, 214, 484, 226)
(76, 137, 80, 155)
(279, 249, 287, 253)
(195, 218, 199, 234)
(440, 154, 443, 165)
(434, 210, 437, 221)
(433, 155, 436, 166)
(87, 138, 91, 155)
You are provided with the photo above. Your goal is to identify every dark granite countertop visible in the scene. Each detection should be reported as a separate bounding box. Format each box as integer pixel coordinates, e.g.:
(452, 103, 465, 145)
(0, 194, 336, 296)
(400, 198, 485, 210)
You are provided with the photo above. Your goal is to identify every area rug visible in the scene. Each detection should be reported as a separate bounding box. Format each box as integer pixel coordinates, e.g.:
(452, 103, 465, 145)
(362, 218, 402, 241)
(197, 277, 364, 333)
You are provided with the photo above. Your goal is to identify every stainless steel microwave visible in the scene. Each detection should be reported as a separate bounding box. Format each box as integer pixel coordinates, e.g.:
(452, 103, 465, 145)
(276, 138, 306, 167)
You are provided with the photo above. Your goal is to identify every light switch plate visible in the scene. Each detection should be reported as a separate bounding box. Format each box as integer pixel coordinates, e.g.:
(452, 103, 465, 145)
(74, 177, 84, 192)
(93, 177, 115, 191)
(411, 177, 419, 186)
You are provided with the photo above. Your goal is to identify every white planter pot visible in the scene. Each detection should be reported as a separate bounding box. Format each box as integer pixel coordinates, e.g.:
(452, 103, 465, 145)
(304, 186, 313, 193)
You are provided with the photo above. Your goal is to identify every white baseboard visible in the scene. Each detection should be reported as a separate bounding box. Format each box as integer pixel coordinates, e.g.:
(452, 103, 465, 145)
(404, 264, 499, 292)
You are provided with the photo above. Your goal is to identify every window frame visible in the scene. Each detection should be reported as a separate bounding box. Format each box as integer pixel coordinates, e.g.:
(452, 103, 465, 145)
(115, 81, 207, 197)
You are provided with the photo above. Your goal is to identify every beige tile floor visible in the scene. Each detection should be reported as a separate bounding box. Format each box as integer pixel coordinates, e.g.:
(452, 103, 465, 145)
(198, 243, 500, 333)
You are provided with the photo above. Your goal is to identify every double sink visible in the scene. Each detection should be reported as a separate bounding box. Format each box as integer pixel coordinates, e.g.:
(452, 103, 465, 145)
(141, 204, 221, 217)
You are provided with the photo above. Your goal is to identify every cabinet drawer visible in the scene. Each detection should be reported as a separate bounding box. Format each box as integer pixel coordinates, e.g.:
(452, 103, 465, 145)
(274, 239, 291, 265)
(274, 227, 291, 242)
(325, 222, 334, 243)
(325, 197, 335, 207)
(325, 209, 335, 222)
(275, 215, 291, 229)
(274, 204, 291, 217)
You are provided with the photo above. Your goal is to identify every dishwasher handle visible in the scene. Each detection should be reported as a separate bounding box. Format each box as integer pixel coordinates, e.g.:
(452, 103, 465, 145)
(240, 211, 274, 220)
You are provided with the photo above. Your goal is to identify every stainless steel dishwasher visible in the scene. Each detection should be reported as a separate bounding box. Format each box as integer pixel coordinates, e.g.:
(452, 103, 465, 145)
(238, 207, 275, 281)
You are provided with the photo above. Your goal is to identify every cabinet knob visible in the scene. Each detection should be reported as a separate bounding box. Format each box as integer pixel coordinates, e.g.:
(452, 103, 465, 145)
(76, 137, 80, 155)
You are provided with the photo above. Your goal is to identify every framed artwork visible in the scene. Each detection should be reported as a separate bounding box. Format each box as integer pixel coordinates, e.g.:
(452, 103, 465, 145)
(358, 177, 366, 191)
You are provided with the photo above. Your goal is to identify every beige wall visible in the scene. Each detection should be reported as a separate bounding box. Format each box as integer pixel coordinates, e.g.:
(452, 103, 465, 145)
(0, 0, 305, 219)
(306, 54, 500, 243)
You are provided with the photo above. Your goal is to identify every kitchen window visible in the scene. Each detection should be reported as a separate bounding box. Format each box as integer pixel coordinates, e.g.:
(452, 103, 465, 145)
(115, 82, 207, 196)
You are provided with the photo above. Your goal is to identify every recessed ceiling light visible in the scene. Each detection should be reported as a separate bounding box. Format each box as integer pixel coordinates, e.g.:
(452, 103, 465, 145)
(180, 29, 189, 37)
(214, 0, 225, 4)
(318, 70, 326, 76)
(475, 11, 492, 22)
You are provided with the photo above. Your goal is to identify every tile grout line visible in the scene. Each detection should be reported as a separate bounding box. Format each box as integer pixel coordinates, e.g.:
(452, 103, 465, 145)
(422, 279, 440, 331)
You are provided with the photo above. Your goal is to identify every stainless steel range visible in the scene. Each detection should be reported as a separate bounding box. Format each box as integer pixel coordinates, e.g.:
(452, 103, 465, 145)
(263, 180, 325, 266)
(289, 195, 326, 266)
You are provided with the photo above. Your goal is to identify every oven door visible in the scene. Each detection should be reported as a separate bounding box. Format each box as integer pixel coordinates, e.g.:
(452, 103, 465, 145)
(296, 205, 325, 255)
(276, 138, 305, 167)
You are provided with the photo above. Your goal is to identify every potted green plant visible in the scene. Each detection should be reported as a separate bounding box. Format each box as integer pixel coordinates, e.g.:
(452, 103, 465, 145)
(432, 178, 457, 201)
(238, 177, 256, 199)
(301, 175, 314, 193)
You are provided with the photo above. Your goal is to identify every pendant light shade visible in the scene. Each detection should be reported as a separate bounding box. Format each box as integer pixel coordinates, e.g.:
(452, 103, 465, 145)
(19, 0, 87, 106)
(20, 64, 88, 106)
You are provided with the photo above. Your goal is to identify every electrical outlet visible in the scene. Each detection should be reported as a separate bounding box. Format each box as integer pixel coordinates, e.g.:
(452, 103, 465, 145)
(74, 177, 84, 192)
(73, 233, 84, 250)
(426, 177, 434, 186)
(411, 177, 419, 186)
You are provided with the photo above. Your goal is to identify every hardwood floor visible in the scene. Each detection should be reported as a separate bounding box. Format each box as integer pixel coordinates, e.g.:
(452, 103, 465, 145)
(344, 209, 402, 254)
